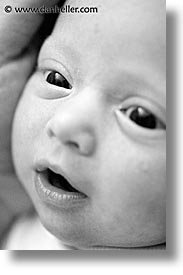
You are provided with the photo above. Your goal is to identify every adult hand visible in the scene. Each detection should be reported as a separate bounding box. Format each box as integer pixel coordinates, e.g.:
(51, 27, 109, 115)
(0, 0, 61, 235)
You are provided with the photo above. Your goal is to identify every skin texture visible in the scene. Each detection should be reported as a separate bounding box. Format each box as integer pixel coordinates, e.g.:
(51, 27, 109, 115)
(12, 0, 166, 248)
(0, 0, 61, 238)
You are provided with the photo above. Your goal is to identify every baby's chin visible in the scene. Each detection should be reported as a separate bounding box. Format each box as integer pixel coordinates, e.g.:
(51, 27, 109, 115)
(39, 215, 165, 249)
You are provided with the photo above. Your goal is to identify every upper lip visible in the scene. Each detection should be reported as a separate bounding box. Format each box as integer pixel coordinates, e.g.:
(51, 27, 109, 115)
(34, 159, 85, 194)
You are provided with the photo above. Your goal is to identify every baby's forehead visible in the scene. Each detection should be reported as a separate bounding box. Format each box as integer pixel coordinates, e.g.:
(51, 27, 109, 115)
(40, 0, 165, 101)
(52, 0, 165, 61)
(54, 0, 164, 38)
(50, 0, 165, 73)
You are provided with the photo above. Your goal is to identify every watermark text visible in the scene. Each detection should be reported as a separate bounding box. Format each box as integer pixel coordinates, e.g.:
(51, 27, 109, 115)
(4, 5, 98, 14)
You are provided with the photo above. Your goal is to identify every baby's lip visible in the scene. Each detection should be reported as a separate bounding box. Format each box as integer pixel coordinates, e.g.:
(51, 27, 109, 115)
(34, 159, 86, 195)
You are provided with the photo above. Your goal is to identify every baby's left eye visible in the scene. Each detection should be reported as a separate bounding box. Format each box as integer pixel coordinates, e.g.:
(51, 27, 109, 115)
(46, 71, 72, 89)
(121, 106, 165, 129)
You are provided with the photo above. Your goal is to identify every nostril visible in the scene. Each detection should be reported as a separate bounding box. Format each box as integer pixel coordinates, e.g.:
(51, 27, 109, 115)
(46, 119, 96, 156)
(67, 141, 80, 150)
(47, 125, 54, 138)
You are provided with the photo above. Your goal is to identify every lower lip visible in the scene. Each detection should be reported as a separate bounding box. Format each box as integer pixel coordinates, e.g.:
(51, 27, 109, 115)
(34, 172, 87, 208)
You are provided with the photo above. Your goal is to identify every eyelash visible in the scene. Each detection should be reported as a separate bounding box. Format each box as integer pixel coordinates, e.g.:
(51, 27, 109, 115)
(43, 70, 165, 131)
(120, 106, 165, 130)
(45, 71, 72, 89)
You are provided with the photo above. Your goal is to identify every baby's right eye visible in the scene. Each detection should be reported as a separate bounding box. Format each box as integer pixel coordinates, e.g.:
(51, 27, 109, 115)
(46, 71, 72, 89)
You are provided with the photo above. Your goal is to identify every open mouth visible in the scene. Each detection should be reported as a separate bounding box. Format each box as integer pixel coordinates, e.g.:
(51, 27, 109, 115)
(46, 168, 81, 193)
(34, 160, 88, 206)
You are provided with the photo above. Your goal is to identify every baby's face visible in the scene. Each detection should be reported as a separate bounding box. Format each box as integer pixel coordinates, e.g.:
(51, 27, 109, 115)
(12, 0, 166, 248)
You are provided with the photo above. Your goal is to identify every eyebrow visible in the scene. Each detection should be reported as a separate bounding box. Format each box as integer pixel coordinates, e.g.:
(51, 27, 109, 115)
(40, 37, 165, 107)
(44, 37, 80, 65)
(39, 37, 81, 76)
(113, 68, 166, 106)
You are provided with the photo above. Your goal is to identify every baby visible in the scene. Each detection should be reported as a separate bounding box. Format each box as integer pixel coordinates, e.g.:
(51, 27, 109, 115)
(2, 0, 166, 249)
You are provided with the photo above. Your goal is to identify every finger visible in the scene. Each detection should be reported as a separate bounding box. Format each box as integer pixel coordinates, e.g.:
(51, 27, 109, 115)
(0, 0, 63, 62)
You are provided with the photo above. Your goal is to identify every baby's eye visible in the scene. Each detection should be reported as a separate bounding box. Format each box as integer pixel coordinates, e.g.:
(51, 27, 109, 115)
(121, 106, 165, 129)
(46, 71, 72, 89)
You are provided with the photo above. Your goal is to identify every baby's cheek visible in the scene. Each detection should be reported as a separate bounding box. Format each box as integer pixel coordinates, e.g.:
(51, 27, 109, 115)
(15, 77, 51, 139)
(12, 80, 50, 175)
(127, 147, 165, 205)
(137, 146, 166, 193)
(98, 144, 165, 226)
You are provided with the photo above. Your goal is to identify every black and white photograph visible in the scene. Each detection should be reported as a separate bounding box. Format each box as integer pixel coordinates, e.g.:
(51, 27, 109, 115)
(0, 0, 166, 251)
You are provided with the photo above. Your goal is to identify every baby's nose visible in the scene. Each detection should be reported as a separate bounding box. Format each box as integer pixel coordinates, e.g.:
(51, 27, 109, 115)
(46, 90, 98, 156)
